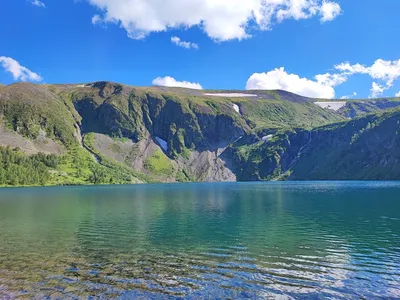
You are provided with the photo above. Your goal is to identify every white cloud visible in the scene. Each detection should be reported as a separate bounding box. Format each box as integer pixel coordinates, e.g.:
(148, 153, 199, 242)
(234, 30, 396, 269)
(152, 76, 203, 89)
(370, 82, 386, 98)
(0, 56, 42, 82)
(276, 1, 319, 22)
(246, 67, 341, 98)
(246, 59, 400, 99)
(92, 14, 102, 25)
(85, 0, 341, 41)
(340, 92, 357, 99)
(335, 59, 400, 87)
(320, 1, 341, 22)
(396, 91, 400, 97)
(171, 36, 198, 49)
(315, 72, 348, 87)
(335, 62, 368, 74)
(335, 59, 400, 97)
(29, 0, 46, 8)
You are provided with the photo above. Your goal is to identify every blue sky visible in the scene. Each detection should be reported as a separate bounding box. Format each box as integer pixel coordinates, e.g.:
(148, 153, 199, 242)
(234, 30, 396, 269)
(1, 0, 400, 99)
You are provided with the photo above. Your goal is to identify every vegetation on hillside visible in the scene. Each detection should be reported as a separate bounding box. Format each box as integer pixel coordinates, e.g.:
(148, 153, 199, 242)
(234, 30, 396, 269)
(144, 149, 175, 176)
(82, 133, 156, 184)
(1, 81, 400, 187)
(0, 83, 78, 145)
(231, 108, 400, 181)
(337, 98, 400, 118)
(0, 147, 57, 186)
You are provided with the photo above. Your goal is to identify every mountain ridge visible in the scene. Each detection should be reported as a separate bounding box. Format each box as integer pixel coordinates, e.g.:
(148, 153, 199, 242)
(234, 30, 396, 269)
(0, 81, 399, 186)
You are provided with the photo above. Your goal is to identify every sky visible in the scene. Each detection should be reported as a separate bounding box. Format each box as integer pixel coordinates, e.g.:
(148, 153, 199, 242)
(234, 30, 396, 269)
(1, 0, 400, 99)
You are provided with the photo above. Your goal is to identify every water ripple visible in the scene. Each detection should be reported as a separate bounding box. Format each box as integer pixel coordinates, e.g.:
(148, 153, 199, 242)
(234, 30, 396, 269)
(0, 182, 399, 298)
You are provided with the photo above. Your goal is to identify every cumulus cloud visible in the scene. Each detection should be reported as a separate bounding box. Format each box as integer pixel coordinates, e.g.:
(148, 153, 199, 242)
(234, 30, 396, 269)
(152, 76, 203, 89)
(320, 1, 341, 22)
(246, 67, 343, 98)
(370, 82, 386, 98)
(335, 59, 400, 97)
(246, 58, 400, 98)
(335, 59, 400, 87)
(29, 0, 46, 8)
(315, 72, 348, 87)
(335, 62, 368, 74)
(396, 91, 400, 97)
(171, 36, 198, 49)
(0, 56, 42, 82)
(85, 0, 341, 41)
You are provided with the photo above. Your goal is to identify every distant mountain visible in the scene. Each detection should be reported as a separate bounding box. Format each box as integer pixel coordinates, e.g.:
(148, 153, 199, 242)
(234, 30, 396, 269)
(230, 109, 400, 181)
(0, 81, 399, 186)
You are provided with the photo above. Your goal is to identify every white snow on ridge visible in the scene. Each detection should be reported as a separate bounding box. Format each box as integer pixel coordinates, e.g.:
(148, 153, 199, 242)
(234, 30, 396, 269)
(233, 104, 240, 114)
(315, 101, 347, 111)
(155, 137, 168, 151)
(204, 93, 257, 98)
(233, 136, 243, 143)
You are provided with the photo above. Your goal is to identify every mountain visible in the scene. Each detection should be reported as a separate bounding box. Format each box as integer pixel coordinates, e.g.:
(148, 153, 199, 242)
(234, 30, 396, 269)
(230, 109, 400, 181)
(0, 81, 399, 186)
(337, 98, 400, 118)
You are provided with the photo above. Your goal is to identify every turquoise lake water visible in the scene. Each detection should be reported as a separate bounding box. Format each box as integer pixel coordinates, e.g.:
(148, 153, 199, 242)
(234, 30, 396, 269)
(0, 182, 399, 299)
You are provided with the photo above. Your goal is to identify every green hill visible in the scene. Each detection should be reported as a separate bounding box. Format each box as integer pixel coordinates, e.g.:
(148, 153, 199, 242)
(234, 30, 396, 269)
(337, 98, 400, 118)
(230, 108, 400, 181)
(0, 81, 399, 186)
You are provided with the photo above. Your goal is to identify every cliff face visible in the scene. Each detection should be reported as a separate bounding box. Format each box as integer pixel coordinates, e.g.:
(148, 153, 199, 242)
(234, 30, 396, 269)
(69, 83, 249, 155)
(289, 110, 400, 180)
(231, 109, 400, 181)
(1, 81, 400, 186)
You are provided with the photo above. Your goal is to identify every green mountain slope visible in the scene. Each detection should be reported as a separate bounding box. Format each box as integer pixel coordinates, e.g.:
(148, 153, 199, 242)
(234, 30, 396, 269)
(0, 82, 77, 145)
(231, 108, 400, 180)
(56, 82, 345, 152)
(0, 83, 154, 186)
(0, 81, 399, 186)
(337, 98, 400, 118)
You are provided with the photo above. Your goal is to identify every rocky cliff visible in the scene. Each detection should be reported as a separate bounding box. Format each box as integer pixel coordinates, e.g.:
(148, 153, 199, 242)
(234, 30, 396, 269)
(0, 81, 399, 186)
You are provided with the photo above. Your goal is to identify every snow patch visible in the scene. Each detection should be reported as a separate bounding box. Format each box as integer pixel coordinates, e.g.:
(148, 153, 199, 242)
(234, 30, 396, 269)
(155, 137, 168, 151)
(76, 84, 85, 88)
(233, 136, 243, 143)
(204, 93, 257, 98)
(232, 104, 240, 114)
(262, 135, 273, 142)
(315, 101, 347, 111)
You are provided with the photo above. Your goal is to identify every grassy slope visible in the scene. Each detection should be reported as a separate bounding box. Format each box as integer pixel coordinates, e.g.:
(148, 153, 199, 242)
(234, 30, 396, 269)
(232, 108, 400, 181)
(289, 108, 400, 180)
(0, 83, 152, 186)
(58, 83, 346, 140)
(337, 98, 400, 118)
(313, 97, 400, 118)
(0, 83, 77, 145)
(83, 133, 157, 183)
(53, 82, 347, 183)
(232, 92, 345, 131)
(1, 81, 400, 186)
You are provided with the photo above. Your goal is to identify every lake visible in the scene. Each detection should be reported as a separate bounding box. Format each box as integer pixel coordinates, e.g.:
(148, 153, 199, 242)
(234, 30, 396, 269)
(0, 182, 399, 299)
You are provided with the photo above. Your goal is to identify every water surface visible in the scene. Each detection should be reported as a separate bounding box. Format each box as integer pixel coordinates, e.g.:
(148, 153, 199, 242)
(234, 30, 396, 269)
(0, 182, 399, 298)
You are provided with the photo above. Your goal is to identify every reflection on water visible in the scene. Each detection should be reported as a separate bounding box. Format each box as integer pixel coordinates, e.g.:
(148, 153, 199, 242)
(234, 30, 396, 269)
(0, 182, 399, 298)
